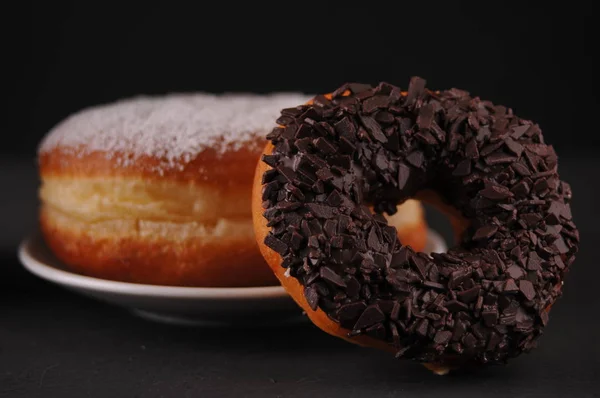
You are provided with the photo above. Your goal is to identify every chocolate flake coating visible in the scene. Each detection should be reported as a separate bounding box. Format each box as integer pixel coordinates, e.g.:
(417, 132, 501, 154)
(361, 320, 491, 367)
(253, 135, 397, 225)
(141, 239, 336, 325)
(261, 77, 578, 367)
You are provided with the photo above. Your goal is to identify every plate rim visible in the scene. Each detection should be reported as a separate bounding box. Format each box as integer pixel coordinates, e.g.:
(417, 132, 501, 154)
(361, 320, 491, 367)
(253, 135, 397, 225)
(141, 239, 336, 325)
(18, 229, 447, 300)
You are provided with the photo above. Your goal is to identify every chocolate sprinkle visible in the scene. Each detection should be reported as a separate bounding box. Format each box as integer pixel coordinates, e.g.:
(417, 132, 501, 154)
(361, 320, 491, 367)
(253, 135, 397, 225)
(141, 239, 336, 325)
(473, 225, 499, 241)
(304, 286, 319, 311)
(261, 77, 578, 366)
(320, 266, 347, 288)
(354, 305, 385, 330)
(264, 235, 288, 256)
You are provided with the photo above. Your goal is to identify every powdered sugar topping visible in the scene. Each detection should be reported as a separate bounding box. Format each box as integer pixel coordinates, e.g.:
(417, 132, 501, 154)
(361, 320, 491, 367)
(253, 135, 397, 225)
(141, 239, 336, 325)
(39, 92, 310, 171)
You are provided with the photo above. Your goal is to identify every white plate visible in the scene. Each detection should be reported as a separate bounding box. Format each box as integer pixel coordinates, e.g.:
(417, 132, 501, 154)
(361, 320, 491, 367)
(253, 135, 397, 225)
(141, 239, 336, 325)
(18, 229, 447, 327)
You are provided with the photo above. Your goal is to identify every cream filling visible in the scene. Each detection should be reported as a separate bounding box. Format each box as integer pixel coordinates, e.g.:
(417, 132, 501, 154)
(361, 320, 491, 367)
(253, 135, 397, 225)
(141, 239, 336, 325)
(39, 176, 250, 223)
(383, 199, 423, 227)
(42, 205, 255, 242)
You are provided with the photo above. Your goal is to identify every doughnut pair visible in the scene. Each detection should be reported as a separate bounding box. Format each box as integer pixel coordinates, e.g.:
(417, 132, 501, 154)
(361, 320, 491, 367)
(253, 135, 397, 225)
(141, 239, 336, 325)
(38, 77, 576, 371)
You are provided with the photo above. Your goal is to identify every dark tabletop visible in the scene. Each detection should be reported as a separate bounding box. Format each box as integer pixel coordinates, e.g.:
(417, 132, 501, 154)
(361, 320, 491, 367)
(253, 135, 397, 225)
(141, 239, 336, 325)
(1, 153, 599, 398)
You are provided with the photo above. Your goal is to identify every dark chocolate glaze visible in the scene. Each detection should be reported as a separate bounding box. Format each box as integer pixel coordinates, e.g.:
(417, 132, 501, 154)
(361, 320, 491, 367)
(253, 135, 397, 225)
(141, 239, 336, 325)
(261, 77, 578, 366)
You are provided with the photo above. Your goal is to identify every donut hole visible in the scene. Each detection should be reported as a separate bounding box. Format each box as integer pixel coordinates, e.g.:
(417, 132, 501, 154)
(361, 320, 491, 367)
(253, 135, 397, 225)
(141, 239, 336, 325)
(422, 203, 454, 249)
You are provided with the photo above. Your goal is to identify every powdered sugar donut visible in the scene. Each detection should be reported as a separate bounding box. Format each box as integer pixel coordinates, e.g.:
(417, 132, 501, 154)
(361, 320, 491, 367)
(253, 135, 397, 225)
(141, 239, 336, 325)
(38, 93, 311, 287)
(38, 92, 429, 287)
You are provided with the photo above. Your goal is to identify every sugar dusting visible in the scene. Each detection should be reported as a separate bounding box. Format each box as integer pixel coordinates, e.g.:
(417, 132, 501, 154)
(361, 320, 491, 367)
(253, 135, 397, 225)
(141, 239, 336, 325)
(39, 92, 310, 172)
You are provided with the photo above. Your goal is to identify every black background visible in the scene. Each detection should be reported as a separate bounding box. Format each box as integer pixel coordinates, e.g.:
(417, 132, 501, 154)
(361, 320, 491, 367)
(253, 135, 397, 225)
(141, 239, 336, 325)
(11, 1, 598, 156)
(2, 2, 599, 397)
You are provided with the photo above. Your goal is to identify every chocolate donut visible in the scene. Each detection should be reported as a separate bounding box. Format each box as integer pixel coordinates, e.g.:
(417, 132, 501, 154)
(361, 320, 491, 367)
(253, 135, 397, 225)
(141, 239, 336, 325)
(254, 77, 578, 369)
